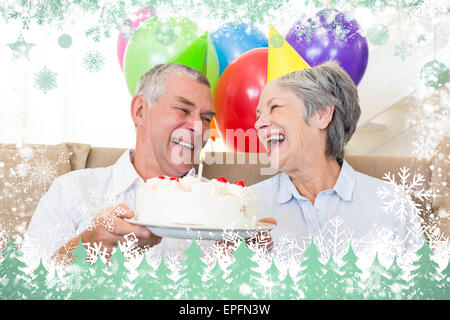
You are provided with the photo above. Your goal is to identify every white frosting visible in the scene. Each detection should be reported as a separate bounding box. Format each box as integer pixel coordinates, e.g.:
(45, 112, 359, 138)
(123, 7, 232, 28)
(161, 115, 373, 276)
(136, 176, 259, 228)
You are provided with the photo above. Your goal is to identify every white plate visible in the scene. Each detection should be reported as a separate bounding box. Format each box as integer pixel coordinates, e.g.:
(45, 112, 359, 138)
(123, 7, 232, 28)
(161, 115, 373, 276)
(124, 219, 275, 240)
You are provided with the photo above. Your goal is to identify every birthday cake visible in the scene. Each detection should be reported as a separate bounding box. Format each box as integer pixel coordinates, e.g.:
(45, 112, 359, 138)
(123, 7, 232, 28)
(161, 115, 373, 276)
(135, 175, 259, 228)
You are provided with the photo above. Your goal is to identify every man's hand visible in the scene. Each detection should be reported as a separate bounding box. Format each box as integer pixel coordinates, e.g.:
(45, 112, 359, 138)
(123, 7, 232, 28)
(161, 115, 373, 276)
(81, 204, 162, 254)
(55, 204, 161, 263)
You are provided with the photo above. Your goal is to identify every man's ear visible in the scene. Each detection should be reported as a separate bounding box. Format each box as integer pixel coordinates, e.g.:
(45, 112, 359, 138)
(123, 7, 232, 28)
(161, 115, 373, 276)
(314, 104, 335, 130)
(131, 95, 147, 128)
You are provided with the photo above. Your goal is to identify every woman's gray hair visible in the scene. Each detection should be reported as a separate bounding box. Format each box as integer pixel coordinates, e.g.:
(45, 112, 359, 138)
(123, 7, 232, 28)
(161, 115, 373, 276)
(135, 63, 210, 107)
(277, 60, 361, 162)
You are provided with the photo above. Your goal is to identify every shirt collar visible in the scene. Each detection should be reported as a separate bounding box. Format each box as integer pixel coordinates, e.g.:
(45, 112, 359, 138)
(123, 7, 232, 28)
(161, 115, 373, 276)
(111, 149, 143, 195)
(332, 160, 356, 202)
(276, 159, 356, 204)
(111, 149, 196, 195)
(277, 173, 299, 204)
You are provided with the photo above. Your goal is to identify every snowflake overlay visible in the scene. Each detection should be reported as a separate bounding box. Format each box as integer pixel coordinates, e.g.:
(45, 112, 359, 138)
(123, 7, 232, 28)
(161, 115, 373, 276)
(83, 50, 104, 72)
(376, 167, 433, 221)
(34, 66, 57, 94)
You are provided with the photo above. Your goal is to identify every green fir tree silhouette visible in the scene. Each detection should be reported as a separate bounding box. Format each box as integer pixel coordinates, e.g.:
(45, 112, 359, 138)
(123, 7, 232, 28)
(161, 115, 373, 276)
(85, 255, 110, 299)
(0, 236, 32, 299)
(340, 242, 364, 299)
(46, 266, 69, 300)
(262, 258, 283, 299)
(225, 238, 262, 299)
(297, 238, 325, 299)
(108, 242, 133, 299)
(65, 238, 94, 299)
(438, 259, 449, 299)
(323, 255, 344, 299)
(364, 253, 391, 300)
(132, 254, 156, 300)
(29, 259, 50, 299)
(408, 241, 442, 299)
(278, 269, 300, 300)
(386, 256, 408, 300)
(205, 258, 228, 299)
(153, 256, 177, 299)
(179, 239, 208, 299)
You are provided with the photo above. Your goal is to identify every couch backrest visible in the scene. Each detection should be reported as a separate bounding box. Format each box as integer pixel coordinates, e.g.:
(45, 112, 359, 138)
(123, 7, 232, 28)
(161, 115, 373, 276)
(85, 148, 432, 186)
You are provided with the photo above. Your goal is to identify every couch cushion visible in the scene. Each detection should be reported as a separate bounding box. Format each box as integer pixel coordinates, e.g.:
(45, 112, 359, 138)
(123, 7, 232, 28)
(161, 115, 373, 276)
(66, 143, 91, 171)
(0, 143, 71, 247)
(345, 154, 432, 183)
(85, 147, 127, 168)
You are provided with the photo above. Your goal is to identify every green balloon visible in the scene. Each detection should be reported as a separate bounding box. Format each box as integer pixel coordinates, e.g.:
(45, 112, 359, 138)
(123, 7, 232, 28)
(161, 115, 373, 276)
(124, 15, 218, 96)
(205, 36, 219, 96)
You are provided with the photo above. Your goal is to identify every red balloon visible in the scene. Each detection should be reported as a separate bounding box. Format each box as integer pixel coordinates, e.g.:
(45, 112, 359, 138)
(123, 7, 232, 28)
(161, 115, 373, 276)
(214, 48, 268, 153)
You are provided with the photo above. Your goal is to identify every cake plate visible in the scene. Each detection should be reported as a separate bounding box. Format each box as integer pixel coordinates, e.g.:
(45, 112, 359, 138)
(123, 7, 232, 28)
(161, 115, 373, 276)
(124, 219, 275, 240)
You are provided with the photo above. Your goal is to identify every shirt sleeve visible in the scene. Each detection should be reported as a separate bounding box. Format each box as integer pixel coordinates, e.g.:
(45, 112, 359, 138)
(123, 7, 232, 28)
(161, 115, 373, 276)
(23, 177, 78, 263)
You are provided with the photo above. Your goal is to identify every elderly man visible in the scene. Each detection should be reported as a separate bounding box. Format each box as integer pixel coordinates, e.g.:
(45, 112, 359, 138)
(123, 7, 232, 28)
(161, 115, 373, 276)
(25, 63, 216, 263)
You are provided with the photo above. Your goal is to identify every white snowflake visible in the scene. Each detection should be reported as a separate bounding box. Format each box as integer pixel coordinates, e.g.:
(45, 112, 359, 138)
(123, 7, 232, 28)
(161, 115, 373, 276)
(84, 241, 108, 265)
(411, 135, 438, 160)
(0, 224, 8, 254)
(78, 188, 118, 230)
(376, 167, 433, 221)
(269, 235, 304, 274)
(30, 155, 57, 187)
(163, 251, 184, 281)
(314, 216, 354, 264)
(119, 233, 142, 265)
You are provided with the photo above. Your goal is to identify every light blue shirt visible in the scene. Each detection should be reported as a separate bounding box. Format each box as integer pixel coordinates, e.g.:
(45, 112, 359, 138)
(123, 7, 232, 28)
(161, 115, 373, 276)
(250, 160, 424, 262)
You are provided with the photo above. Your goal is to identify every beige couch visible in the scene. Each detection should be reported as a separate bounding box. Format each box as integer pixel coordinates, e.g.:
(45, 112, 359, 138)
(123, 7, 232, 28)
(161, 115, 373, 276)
(0, 139, 448, 249)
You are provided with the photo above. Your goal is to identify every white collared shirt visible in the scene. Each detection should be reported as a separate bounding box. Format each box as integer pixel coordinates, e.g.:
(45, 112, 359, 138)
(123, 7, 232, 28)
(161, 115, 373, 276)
(25, 149, 198, 260)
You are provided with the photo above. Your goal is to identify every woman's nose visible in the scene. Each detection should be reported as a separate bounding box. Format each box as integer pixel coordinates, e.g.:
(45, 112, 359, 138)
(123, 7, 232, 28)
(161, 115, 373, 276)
(255, 114, 270, 131)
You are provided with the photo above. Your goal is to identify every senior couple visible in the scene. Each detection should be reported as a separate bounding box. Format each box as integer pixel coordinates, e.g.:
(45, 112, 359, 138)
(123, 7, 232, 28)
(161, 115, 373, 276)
(26, 62, 423, 263)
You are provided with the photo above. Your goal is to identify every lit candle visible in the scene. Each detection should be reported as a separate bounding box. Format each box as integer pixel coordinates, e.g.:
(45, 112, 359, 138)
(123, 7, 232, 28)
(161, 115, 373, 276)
(198, 149, 205, 180)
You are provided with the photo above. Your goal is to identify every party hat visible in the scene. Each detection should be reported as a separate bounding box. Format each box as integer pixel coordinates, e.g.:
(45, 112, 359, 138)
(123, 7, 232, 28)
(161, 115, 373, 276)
(267, 25, 310, 82)
(168, 32, 208, 73)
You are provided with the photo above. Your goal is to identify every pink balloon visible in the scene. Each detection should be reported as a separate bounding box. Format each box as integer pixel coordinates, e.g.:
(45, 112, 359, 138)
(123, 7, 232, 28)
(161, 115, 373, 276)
(117, 8, 154, 71)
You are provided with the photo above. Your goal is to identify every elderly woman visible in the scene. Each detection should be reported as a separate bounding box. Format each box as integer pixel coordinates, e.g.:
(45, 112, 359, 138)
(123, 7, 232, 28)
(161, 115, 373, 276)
(251, 61, 423, 253)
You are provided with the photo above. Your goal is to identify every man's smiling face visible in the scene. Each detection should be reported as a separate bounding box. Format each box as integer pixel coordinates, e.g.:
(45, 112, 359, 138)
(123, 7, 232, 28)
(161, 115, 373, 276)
(145, 73, 214, 177)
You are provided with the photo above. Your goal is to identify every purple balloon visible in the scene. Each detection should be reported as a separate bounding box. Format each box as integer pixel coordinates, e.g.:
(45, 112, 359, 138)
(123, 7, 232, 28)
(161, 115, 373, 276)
(285, 9, 368, 86)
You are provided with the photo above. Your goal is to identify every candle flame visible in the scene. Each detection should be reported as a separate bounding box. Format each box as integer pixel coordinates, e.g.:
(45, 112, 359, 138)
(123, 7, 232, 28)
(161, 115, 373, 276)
(200, 148, 206, 162)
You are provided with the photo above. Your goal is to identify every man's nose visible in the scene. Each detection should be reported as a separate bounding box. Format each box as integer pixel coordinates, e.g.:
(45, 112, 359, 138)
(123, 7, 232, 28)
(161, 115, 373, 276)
(187, 116, 203, 136)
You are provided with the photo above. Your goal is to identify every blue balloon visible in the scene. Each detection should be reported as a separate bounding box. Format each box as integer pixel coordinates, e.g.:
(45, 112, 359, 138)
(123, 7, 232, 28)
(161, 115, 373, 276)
(211, 22, 268, 76)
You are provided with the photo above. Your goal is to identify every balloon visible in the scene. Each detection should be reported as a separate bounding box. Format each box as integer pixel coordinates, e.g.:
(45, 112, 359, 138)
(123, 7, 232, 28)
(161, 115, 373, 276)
(211, 22, 268, 76)
(117, 8, 154, 71)
(285, 9, 368, 86)
(124, 15, 218, 96)
(205, 36, 220, 95)
(214, 48, 268, 153)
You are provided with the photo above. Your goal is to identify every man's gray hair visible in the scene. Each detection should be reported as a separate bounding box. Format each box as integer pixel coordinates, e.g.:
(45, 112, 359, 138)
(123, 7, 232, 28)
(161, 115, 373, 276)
(277, 60, 361, 162)
(135, 63, 210, 107)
